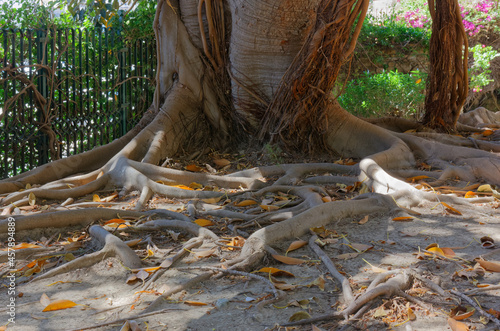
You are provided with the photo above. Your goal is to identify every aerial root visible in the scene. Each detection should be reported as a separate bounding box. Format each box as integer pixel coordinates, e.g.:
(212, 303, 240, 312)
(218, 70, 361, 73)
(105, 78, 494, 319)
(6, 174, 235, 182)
(34, 225, 142, 281)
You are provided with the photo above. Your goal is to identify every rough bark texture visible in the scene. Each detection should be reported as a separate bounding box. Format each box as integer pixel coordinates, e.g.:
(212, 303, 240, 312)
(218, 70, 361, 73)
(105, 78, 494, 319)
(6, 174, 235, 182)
(422, 0, 468, 132)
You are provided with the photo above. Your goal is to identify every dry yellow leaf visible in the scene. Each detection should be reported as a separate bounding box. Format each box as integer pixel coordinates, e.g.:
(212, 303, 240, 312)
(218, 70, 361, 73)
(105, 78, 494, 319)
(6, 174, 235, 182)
(234, 199, 258, 207)
(28, 192, 36, 206)
(201, 196, 222, 204)
(358, 215, 369, 224)
(288, 311, 311, 322)
(13, 243, 42, 250)
(464, 191, 477, 199)
(441, 202, 462, 215)
(189, 182, 203, 189)
(104, 219, 126, 225)
(260, 204, 279, 211)
(406, 175, 430, 182)
(321, 196, 332, 203)
(92, 194, 101, 202)
(42, 299, 77, 312)
(193, 219, 214, 227)
(478, 184, 492, 192)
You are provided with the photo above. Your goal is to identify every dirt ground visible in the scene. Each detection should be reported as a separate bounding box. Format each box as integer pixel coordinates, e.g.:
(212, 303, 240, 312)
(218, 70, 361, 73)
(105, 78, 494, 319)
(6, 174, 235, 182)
(1, 150, 500, 331)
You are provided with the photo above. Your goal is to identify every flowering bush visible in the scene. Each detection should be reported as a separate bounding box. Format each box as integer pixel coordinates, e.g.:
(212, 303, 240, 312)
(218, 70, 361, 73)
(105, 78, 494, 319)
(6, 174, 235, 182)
(397, 0, 499, 37)
(469, 44, 500, 92)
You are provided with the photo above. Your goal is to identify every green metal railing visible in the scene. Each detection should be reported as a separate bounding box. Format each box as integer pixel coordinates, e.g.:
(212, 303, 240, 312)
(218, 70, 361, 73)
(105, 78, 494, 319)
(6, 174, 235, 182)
(0, 28, 156, 179)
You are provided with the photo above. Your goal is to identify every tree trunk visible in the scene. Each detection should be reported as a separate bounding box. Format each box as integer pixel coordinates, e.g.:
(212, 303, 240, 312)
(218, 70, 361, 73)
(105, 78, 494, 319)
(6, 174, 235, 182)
(422, 0, 468, 132)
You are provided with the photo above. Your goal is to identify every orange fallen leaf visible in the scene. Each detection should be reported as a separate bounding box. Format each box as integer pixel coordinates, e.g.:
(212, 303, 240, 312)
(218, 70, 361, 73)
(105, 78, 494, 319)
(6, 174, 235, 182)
(271, 254, 307, 265)
(185, 164, 204, 172)
(475, 259, 500, 272)
(184, 301, 208, 306)
(441, 202, 462, 215)
(234, 200, 258, 207)
(103, 219, 126, 225)
(42, 299, 77, 312)
(482, 129, 494, 137)
(450, 306, 475, 321)
(358, 215, 369, 224)
(425, 246, 445, 257)
(172, 184, 194, 190)
(92, 194, 101, 202)
(349, 243, 373, 252)
(321, 196, 332, 203)
(286, 240, 308, 253)
(12, 243, 43, 250)
(392, 216, 414, 222)
(447, 317, 469, 331)
(260, 204, 280, 211)
(307, 276, 325, 291)
(256, 267, 295, 277)
(125, 238, 142, 247)
(189, 182, 203, 189)
(441, 247, 456, 257)
(464, 191, 477, 199)
(193, 219, 214, 227)
(406, 175, 430, 182)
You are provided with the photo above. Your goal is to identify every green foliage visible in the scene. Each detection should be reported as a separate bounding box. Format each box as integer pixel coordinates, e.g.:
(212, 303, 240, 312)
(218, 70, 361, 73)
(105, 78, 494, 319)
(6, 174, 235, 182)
(359, 12, 430, 48)
(122, 0, 157, 40)
(337, 70, 426, 119)
(469, 44, 500, 92)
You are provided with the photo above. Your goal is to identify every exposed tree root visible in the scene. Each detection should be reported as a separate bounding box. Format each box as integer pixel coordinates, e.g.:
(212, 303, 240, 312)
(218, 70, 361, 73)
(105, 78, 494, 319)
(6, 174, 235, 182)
(33, 225, 142, 281)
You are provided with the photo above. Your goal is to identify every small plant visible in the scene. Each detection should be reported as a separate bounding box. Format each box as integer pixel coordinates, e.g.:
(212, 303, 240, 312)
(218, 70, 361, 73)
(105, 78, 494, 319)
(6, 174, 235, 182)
(469, 44, 500, 92)
(337, 70, 426, 119)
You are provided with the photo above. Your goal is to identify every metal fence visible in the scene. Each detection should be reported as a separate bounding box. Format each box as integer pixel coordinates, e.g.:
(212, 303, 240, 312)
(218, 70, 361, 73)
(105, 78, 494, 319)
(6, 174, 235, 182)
(0, 28, 156, 179)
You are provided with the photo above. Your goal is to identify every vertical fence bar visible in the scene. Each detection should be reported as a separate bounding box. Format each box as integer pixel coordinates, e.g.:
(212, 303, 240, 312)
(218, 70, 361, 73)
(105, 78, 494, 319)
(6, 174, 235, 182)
(119, 46, 127, 137)
(1, 30, 9, 178)
(78, 29, 84, 151)
(36, 28, 49, 165)
(28, 30, 35, 170)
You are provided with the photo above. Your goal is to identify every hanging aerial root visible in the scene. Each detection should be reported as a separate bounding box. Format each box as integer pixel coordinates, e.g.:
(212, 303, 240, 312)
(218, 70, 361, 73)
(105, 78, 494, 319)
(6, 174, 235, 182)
(33, 225, 142, 282)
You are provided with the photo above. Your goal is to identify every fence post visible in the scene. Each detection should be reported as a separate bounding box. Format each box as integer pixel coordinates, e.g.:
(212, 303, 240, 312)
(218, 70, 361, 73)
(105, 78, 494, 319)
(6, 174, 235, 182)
(118, 47, 128, 136)
(36, 28, 49, 164)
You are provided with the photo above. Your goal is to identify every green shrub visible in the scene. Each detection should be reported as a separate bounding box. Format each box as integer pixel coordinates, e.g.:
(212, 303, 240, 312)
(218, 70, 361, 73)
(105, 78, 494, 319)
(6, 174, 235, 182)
(337, 70, 426, 119)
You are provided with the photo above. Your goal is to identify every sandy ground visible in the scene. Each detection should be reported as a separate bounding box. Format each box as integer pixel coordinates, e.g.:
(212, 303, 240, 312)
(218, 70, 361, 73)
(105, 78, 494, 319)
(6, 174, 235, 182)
(1, 194, 499, 331)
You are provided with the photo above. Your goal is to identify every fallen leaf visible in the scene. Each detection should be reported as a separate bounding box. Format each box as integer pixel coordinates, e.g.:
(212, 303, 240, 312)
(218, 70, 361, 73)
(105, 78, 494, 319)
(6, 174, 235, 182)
(193, 219, 214, 227)
(373, 306, 390, 317)
(40, 293, 51, 306)
(441, 202, 462, 215)
(184, 301, 208, 306)
(234, 199, 258, 207)
(286, 240, 308, 253)
(477, 184, 492, 192)
(464, 191, 477, 199)
(321, 196, 332, 203)
(408, 306, 416, 321)
(482, 129, 494, 136)
(475, 259, 500, 272)
(335, 252, 361, 260)
(12, 243, 43, 250)
(260, 204, 280, 211)
(125, 239, 142, 247)
(193, 248, 216, 258)
(406, 175, 430, 182)
(28, 192, 36, 206)
(441, 247, 456, 257)
(92, 194, 101, 202)
(185, 164, 204, 172)
(201, 196, 222, 204)
(349, 243, 373, 252)
(271, 254, 307, 265)
(213, 158, 231, 167)
(455, 265, 485, 279)
(256, 267, 295, 277)
(307, 276, 325, 291)
(274, 282, 299, 291)
(288, 311, 311, 322)
(447, 317, 469, 331)
(450, 306, 475, 321)
(358, 215, 369, 224)
(42, 299, 77, 312)
(487, 308, 500, 319)
(392, 216, 414, 222)
(425, 246, 445, 257)
(104, 219, 126, 225)
(189, 182, 203, 189)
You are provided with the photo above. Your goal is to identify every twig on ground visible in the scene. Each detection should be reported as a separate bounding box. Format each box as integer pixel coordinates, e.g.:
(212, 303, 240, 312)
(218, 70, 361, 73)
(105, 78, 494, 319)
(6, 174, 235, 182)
(309, 233, 354, 303)
(450, 289, 500, 329)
